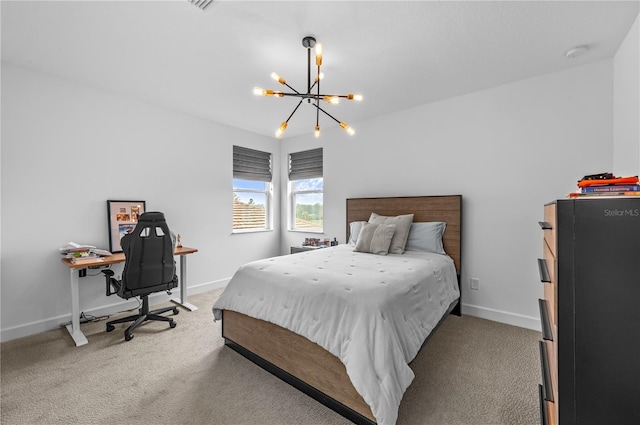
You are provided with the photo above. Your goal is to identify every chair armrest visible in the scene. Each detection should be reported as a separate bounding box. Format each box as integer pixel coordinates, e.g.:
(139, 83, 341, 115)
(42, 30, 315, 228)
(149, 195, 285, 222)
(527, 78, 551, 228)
(102, 269, 121, 296)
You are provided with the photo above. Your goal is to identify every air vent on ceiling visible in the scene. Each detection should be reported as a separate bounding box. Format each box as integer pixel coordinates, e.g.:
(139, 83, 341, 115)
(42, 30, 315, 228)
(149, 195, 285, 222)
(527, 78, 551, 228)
(189, 0, 215, 11)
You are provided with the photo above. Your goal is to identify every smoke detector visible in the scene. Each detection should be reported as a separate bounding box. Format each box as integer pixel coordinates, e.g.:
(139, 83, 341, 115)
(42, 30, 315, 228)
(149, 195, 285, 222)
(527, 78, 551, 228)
(565, 45, 590, 59)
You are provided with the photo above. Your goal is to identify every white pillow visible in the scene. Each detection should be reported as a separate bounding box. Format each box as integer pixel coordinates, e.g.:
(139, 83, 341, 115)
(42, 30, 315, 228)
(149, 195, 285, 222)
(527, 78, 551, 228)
(405, 222, 447, 254)
(353, 222, 396, 255)
(348, 221, 367, 245)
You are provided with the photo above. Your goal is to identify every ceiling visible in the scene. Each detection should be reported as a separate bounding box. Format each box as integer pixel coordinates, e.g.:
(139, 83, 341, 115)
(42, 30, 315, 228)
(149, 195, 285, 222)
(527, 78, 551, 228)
(2, 1, 639, 139)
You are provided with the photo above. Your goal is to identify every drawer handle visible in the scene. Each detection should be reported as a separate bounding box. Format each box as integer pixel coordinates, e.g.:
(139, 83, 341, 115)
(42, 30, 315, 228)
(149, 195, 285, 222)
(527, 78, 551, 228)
(539, 341, 554, 402)
(538, 221, 552, 230)
(538, 258, 551, 283)
(538, 384, 548, 425)
(538, 299, 553, 341)
(538, 221, 553, 230)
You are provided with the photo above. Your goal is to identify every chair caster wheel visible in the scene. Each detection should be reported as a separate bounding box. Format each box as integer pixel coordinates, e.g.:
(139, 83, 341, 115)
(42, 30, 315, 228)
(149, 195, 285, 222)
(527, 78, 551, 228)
(106, 324, 115, 332)
(125, 333, 134, 341)
(170, 321, 177, 329)
(173, 308, 179, 315)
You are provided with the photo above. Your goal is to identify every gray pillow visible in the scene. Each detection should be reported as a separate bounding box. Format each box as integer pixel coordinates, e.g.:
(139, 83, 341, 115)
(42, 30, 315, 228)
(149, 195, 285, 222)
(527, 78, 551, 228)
(405, 222, 447, 254)
(353, 222, 396, 255)
(368, 213, 414, 254)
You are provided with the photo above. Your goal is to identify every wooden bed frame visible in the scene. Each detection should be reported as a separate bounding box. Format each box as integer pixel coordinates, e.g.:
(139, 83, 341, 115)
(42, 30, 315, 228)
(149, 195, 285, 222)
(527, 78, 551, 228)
(222, 195, 463, 424)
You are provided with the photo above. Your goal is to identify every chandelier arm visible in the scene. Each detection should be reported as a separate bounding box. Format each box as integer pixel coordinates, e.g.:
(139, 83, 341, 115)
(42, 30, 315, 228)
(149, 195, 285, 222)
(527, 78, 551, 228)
(306, 45, 312, 94)
(313, 104, 341, 124)
(283, 82, 302, 95)
(285, 99, 305, 123)
(316, 65, 321, 128)
(279, 92, 311, 98)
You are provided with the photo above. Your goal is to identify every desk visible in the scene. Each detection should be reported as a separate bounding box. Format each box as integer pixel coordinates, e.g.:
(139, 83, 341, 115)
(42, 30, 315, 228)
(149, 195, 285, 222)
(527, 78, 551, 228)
(60, 246, 198, 346)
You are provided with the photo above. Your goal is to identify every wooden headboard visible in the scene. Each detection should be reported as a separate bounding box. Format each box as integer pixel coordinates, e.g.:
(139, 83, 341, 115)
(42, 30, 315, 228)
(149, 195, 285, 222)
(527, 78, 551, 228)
(346, 195, 462, 274)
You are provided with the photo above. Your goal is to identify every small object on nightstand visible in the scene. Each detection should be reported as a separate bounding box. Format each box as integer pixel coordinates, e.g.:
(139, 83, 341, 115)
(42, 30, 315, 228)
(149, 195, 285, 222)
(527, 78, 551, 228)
(176, 234, 182, 248)
(291, 245, 324, 254)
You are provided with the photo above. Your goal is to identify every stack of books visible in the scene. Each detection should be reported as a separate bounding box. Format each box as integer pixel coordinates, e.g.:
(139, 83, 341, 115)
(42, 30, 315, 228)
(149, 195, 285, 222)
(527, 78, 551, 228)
(66, 252, 103, 265)
(570, 174, 640, 198)
(59, 242, 111, 264)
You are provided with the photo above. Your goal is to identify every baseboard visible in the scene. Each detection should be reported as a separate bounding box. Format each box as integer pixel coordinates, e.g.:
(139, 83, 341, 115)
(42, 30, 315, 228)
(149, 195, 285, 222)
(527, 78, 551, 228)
(2, 282, 537, 342)
(461, 303, 541, 331)
(185, 277, 229, 295)
(0, 278, 231, 343)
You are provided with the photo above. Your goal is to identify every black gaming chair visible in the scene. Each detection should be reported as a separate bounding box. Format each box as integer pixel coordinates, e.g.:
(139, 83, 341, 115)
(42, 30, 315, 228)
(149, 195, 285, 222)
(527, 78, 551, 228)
(102, 211, 179, 341)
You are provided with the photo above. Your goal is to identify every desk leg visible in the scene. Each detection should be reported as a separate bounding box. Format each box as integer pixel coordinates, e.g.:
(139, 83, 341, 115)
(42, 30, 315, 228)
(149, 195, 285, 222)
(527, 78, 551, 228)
(65, 269, 88, 346)
(171, 254, 198, 311)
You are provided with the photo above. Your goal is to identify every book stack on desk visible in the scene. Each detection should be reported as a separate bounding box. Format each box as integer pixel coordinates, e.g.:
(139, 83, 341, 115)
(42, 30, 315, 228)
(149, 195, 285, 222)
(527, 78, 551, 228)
(67, 253, 103, 265)
(60, 241, 111, 264)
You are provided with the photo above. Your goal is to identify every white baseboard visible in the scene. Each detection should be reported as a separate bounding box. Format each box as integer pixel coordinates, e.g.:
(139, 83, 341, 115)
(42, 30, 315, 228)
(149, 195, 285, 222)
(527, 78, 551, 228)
(2, 281, 537, 342)
(0, 278, 231, 343)
(461, 303, 541, 331)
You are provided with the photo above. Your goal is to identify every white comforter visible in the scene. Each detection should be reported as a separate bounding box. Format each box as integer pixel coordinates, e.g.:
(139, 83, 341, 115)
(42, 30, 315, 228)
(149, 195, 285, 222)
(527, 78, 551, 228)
(212, 244, 459, 425)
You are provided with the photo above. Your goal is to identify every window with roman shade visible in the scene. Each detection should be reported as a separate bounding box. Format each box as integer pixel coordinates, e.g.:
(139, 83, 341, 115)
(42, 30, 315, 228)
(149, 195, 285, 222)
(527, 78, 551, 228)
(233, 145, 272, 232)
(289, 148, 323, 232)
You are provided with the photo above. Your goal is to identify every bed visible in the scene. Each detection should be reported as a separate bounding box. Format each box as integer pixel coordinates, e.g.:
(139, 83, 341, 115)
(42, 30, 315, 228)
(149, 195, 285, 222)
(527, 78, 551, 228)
(213, 195, 462, 425)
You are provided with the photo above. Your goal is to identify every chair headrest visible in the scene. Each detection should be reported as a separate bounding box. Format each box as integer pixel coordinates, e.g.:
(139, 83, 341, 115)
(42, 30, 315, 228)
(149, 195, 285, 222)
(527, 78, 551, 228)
(139, 211, 166, 223)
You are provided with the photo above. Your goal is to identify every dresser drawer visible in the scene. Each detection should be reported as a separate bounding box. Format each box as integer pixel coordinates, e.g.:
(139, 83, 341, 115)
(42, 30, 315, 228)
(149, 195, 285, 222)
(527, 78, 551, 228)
(542, 242, 556, 284)
(542, 204, 557, 256)
(543, 284, 556, 326)
(539, 384, 558, 425)
(541, 243, 556, 324)
(539, 340, 557, 402)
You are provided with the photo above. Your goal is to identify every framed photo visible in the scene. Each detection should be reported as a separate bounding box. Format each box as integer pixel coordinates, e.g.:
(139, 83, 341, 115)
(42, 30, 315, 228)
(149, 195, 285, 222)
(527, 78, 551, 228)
(107, 200, 146, 252)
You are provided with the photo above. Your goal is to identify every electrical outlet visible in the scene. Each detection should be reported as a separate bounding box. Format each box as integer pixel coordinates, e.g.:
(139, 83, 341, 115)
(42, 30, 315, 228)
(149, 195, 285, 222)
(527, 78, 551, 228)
(470, 278, 480, 290)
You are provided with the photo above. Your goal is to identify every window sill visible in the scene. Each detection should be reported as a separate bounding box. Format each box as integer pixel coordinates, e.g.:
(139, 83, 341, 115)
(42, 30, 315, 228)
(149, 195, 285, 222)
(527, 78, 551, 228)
(288, 229, 324, 234)
(232, 229, 274, 235)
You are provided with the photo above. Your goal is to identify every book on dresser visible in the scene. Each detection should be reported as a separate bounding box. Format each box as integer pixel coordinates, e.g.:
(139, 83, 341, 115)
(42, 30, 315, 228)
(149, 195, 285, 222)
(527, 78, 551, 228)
(580, 184, 640, 192)
(537, 197, 640, 425)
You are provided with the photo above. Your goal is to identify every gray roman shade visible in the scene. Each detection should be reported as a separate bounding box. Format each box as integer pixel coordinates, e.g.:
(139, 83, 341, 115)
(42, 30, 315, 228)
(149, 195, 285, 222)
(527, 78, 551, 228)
(233, 145, 272, 182)
(289, 148, 323, 180)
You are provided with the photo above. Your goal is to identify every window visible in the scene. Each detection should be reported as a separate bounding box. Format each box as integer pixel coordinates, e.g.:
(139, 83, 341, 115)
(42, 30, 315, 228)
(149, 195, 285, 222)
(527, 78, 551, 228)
(233, 146, 272, 232)
(289, 148, 323, 232)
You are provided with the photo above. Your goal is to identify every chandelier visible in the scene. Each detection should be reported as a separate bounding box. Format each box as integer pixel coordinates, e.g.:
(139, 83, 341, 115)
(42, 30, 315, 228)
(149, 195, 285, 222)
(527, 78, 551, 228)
(253, 36, 362, 138)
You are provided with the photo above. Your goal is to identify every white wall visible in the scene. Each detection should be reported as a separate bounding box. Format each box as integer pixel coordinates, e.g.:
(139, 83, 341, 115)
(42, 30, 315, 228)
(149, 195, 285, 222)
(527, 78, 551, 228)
(0, 64, 281, 341)
(613, 14, 640, 176)
(2, 48, 632, 340)
(281, 60, 614, 329)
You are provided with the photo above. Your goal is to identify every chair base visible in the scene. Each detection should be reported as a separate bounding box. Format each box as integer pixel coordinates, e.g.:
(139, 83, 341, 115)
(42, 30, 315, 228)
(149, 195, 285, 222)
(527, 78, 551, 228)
(107, 295, 179, 341)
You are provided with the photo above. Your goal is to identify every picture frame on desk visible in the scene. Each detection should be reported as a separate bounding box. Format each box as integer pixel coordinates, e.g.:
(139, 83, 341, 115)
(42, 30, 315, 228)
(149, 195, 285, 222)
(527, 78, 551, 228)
(107, 200, 146, 252)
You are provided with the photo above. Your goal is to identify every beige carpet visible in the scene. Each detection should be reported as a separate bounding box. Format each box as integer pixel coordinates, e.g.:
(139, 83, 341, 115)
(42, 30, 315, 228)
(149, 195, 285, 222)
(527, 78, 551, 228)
(1, 289, 541, 425)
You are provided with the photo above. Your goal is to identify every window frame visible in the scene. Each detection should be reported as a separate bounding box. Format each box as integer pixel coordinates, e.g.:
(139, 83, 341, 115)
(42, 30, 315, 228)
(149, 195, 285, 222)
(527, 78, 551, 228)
(289, 178, 324, 233)
(232, 146, 273, 233)
(288, 148, 323, 233)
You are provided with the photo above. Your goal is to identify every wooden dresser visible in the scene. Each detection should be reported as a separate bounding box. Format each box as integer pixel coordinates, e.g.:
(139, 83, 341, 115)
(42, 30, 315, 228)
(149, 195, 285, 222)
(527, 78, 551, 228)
(537, 198, 640, 425)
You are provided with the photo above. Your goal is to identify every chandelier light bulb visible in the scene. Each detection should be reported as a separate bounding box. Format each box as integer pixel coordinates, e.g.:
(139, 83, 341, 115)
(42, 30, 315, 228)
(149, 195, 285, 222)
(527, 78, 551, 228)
(323, 96, 340, 105)
(315, 72, 325, 82)
(347, 94, 363, 101)
(253, 88, 282, 97)
(275, 122, 288, 138)
(315, 43, 323, 66)
(271, 72, 286, 85)
(314, 125, 321, 138)
(340, 122, 355, 136)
